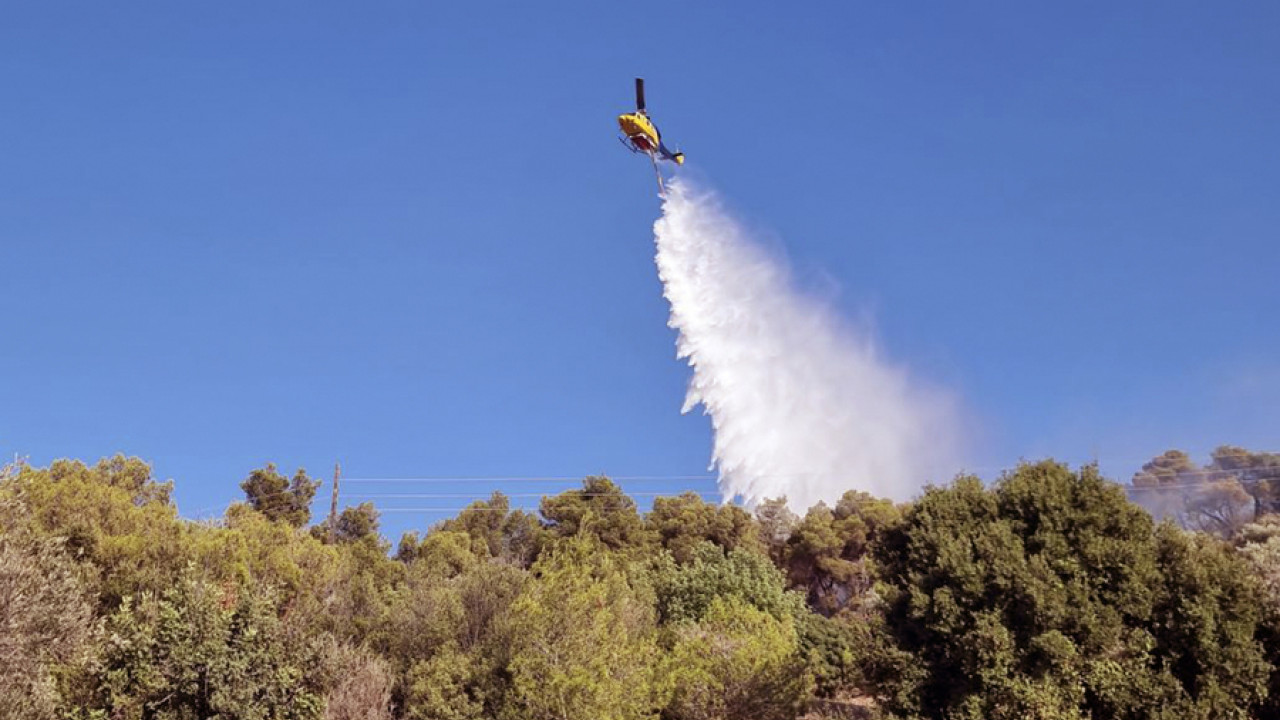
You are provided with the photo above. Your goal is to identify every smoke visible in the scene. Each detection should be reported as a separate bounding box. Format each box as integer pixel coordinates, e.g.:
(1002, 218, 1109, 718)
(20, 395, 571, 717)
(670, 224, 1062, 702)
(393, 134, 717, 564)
(653, 177, 962, 511)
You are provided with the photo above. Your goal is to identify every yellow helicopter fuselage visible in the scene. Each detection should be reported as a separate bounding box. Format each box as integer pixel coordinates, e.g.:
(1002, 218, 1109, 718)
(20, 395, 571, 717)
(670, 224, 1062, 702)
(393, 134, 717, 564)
(618, 112, 659, 153)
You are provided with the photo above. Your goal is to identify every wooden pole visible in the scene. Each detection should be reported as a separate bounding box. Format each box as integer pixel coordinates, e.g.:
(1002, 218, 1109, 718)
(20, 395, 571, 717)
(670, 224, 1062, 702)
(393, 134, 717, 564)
(328, 461, 341, 540)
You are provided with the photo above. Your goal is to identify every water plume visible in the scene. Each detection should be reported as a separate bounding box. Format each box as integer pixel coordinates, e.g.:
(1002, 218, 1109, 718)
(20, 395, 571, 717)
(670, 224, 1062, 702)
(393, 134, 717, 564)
(653, 177, 961, 511)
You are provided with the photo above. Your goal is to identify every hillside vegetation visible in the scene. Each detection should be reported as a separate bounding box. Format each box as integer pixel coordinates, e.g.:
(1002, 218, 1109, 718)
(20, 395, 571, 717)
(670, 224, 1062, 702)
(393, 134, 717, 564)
(2, 448, 1279, 720)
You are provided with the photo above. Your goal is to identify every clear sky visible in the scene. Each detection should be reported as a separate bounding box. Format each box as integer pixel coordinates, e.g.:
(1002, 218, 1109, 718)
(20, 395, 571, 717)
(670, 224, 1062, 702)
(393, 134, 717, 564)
(3, 2, 1277, 540)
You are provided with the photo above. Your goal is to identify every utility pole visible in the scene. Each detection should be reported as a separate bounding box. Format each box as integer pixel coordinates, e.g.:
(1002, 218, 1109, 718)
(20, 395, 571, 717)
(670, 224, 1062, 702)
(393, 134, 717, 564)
(328, 461, 341, 541)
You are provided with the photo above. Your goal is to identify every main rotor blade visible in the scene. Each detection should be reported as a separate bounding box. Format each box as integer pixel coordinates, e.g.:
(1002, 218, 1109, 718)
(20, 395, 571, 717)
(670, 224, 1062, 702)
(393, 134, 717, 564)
(635, 77, 646, 112)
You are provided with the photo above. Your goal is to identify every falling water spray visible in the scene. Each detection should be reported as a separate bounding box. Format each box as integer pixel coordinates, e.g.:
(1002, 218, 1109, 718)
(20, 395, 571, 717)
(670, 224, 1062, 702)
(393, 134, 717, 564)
(654, 178, 961, 511)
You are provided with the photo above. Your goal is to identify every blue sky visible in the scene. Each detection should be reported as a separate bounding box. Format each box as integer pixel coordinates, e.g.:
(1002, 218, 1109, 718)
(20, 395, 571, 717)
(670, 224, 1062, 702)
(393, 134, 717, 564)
(2, 2, 1277, 540)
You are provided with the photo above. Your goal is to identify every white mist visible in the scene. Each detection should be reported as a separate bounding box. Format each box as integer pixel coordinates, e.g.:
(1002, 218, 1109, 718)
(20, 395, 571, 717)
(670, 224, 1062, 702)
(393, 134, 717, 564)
(653, 178, 961, 511)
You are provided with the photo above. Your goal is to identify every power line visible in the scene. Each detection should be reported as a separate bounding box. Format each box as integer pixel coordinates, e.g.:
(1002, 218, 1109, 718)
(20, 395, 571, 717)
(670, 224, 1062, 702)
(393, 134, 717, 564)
(341, 463, 1052, 485)
(347, 491, 723, 500)
(342, 475, 722, 484)
(377, 504, 673, 513)
(179, 462, 1279, 521)
(177, 486, 724, 519)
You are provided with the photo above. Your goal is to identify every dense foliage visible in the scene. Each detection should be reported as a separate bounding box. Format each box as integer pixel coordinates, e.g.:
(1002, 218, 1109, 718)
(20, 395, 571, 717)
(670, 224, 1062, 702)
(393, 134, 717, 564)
(873, 463, 1269, 719)
(2, 448, 1279, 719)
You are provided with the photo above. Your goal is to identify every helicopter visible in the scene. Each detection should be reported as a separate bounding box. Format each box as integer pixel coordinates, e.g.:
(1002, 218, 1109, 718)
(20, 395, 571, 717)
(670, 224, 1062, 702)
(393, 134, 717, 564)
(617, 78, 684, 194)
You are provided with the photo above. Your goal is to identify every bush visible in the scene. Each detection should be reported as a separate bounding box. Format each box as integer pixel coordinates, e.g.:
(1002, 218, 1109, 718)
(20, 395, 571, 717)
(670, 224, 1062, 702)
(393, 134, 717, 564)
(0, 530, 97, 720)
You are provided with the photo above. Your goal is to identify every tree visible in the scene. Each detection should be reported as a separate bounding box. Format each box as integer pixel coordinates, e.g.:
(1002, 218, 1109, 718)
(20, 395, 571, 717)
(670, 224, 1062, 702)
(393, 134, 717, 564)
(333, 502, 382, 544)
(454, 561, 527, 653)
(400, 530, 483, 579)
(795, 611, 880, 700)
(318, 640, 393, 720)
(1146, 524, 1270, 718)
(240, 463, 320, 527)
(1131, 448, 1274, 537)
(403, 644, 485, 720)
(378, 557, 527, 719)
(646, 492, 760, 564)
(1, 456, 188, 605)
(754, 497, 798, 566)
(540, 476, 654, 553)
(784, 491, 899, 616)
(873, 461, 1271, 719)
(504, 536, 661, 720)
(0, 529, 97, 720)
(1224, 515, 1280, 720)
(662, 597, 811, 720)
(379, 560, 466, 671)
(1240, 515, 1280, 602)
(213, 500, 401, 647)
(95, 571, 324, 720)
(438, 492, 546, 567)
(651, 541, 803, 625)
(1209, 445, 1280, 518)
(1130, 449, 1197, 522)
(1182, 477, 1251, 538)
